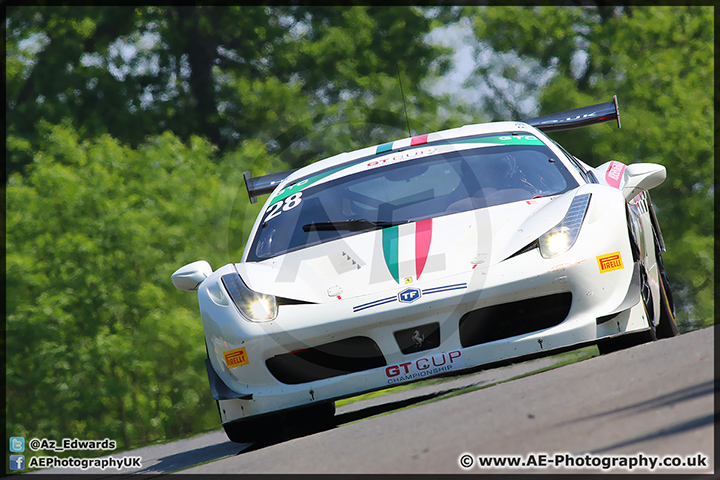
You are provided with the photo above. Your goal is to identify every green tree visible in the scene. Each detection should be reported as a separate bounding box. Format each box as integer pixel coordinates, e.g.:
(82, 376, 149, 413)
(5, 124, 259, 448)
(6, 6, 462, 177)
(6, 6, 475, 453)
(465, 6, 714, 329)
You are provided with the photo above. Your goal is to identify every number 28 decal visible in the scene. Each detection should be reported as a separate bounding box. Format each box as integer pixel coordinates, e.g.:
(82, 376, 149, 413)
(264, 192, 303, 223)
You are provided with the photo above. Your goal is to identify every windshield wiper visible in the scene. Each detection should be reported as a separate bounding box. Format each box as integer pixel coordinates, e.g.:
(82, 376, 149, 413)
(302, 219, 408, 232)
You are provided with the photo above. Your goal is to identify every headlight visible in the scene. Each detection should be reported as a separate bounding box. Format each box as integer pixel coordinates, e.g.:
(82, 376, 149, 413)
(221, 271, 277, 322)
(538, 193, 591, 259)
(539, 226, 572, 257)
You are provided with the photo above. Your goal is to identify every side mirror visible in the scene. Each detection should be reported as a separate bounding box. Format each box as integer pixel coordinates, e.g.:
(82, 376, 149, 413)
(622, 163, 666, 200)
(172, 260, 213, 291)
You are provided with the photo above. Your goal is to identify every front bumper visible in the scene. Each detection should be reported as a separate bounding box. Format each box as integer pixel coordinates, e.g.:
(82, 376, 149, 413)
(198, 217, 649, 425)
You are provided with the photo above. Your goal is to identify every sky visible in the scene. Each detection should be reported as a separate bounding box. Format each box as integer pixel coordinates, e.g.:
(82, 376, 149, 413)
(425, 18, 552, 121)
(13, 9, 551, 127)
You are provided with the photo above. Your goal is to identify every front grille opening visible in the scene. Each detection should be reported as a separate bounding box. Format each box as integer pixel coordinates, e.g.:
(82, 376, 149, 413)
(459, 293, 572, 348)
(266, 336, 386, 385)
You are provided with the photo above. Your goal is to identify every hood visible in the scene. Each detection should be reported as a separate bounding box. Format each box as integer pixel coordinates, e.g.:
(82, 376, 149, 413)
(237, 192, 578, 303)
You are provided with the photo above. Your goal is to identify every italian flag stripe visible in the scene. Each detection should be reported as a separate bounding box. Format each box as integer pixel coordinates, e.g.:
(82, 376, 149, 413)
(382, 219, 433, 284)
(382, 226, 400, 283)
(415, 219, 432, 279)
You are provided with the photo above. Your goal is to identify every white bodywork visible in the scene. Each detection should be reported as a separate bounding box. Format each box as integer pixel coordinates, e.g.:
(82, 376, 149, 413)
(173, 120, 668, 432)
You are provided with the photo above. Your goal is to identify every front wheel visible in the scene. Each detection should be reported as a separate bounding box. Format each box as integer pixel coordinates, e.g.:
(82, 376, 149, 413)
(223, 401, 336, 443)
(223, 410, 284, 444)
(654, 251, 679, 339)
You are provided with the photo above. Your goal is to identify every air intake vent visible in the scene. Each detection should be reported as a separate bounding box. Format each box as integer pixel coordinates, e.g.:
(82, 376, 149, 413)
(459, 293, 572, 347)
(266, 336, 386, 385)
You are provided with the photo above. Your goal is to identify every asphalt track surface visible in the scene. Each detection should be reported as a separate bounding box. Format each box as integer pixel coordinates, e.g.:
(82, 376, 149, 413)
(31, 326, 714, 475)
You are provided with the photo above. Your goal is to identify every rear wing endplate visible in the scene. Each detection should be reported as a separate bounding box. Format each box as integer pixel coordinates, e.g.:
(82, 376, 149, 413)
(523, 95, 621, 132)
(243, 169, 297, 204)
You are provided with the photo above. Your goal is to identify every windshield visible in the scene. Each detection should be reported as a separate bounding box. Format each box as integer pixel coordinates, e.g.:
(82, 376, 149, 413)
(247, 140, 579, 262)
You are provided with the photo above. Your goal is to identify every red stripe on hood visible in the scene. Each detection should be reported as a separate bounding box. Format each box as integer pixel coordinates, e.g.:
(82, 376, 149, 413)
(415, 219, 432, 279)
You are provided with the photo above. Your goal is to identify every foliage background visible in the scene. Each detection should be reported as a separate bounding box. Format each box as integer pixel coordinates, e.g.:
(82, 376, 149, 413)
(5, 5, 713, 457)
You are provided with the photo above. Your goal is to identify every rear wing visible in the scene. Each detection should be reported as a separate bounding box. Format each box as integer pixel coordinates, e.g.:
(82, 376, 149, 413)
(523, 95, 621, 132)
(243, 169, 297, 204)
(243, 96, 621, 203)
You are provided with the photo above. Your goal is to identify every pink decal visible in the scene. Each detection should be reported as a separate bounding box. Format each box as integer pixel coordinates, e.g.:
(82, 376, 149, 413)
(605, 161, 626, 189)
(410, 134, 428, 146)
(415, 219, 432, 280)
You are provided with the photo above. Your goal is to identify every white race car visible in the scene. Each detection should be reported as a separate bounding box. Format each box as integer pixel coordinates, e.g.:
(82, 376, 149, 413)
(172, 97, 678, 442)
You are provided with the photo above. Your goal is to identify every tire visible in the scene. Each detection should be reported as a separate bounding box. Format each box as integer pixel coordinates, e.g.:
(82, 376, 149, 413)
(223, 411, 285, 444)
(654, 251, 680, 339)
(223, 401, 336, 444)
(597, 264, 656, 355)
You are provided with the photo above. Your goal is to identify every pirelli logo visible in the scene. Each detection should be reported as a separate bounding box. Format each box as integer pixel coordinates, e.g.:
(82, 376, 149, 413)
(597, 252, 624, 273)
(224, 347, 249, 368)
